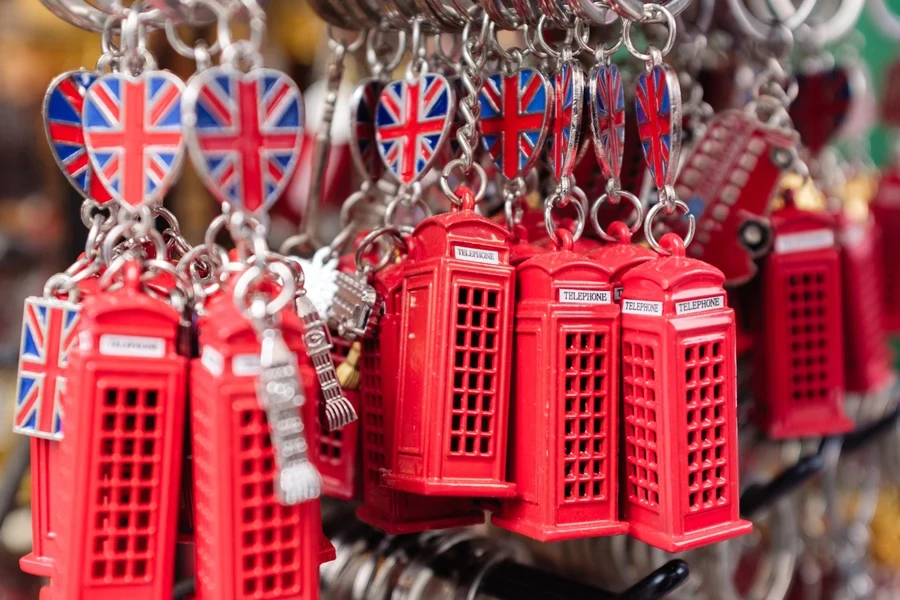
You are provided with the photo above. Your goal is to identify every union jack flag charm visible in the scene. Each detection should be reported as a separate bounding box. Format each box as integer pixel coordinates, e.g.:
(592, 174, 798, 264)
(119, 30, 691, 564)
(83, 71, 185, 210)
(375, 74, 454, 185)
(14, 297, 80, 440)
(635, 64, 682, 190)
(589, 63, 626, 182)
(184, 66, 304, 214)
(478, 67, 552, 180)
(547, 61, 585, 182)
(350, 78, 384, 181)
(789, 66, 852, 155)
(43, 70, 113, 204)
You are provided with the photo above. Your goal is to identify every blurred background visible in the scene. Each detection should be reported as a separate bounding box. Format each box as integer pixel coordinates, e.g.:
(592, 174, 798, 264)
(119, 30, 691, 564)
(2, 0, 900, 597)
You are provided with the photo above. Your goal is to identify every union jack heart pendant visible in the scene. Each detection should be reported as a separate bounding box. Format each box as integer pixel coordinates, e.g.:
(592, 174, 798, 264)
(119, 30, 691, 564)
(83, 71, 185, 211)
(350, 78, 385, 181)
(547, 60, 585, 182)
(589, 63, 626, 182)
(183, 66, 304, 215)
(478, 67, 552, 181)
(43, 70, 113, 204)
(789, 65, 852, 155)
(375, 73, 455, 186)
(635, 63, 682, 190)
(14, 296, 80, 440)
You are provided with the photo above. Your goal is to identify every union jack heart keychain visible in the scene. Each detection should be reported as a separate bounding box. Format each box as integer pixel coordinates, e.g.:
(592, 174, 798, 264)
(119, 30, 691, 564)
(624, 6, 682, 203)
(478, 31, 552, 233)
(182, 16, 303, 215)
(374, 19, 456, 191)
(44, 69, 113, 205)
(350, 26, 407, 183)
(538, 21, 587, 244)
(81, 10, 186, 212)
(586, 18, 646, 240)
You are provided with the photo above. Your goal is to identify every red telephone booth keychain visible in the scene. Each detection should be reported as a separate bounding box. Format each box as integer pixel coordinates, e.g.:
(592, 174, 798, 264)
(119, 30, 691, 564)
(191, 268, 322, 600)
(751, 196, 854, 439)
(837, 190, 895, 396)
(619, 202, 751, 552)
(54, 254, 191, 600)
(493, 198, 627, 541)
(871, 163, 900, 334)
(352, 227, 485, 532)
(382, 186, 516, 497)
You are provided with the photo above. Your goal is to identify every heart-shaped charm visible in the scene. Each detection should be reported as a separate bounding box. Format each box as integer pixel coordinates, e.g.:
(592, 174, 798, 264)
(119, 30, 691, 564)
(635, 64, 682, 191)
(44, 70, 113, 204)
(589, 63, 626, 182)
(83, 71, 185, 210)
(479, 68, 552, 181)
(350, 78, 385, 181)
(375, 74, 454, 185)
(184, 66, 304, 214)
(789, 66, 852, 155)
(547, 61, 585, 182)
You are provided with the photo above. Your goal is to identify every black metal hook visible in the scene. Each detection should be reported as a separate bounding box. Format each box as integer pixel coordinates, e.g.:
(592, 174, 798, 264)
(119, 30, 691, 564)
(173, 558, 689, 600)
(476, 559, 690, 600)
(740, 405, 900, 519)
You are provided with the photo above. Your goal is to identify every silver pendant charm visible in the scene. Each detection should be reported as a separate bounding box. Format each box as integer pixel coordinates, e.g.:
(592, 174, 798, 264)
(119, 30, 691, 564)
(257, 327, 321, 504)
(328, 271, 383, 341)
(297, 295, 358, 431)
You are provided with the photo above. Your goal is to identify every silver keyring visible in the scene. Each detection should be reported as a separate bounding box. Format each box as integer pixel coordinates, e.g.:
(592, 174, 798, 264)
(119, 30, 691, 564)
(354, 225, 410, 274)
(567, 0, 617, 25)
(811, 0, 863, 45)
(866, 0, 900, 41)
(575, 15, 624, 58)
(622, 4, 677, 61)
(590, 189, 644, 241)
(644, 199, 694, 254)
(544, 187, 587, 242)
(441, 159, 488, 205)
(232, 261, 296, 319)
(726, 0, 818, 40)
(164, 1, 223, 60)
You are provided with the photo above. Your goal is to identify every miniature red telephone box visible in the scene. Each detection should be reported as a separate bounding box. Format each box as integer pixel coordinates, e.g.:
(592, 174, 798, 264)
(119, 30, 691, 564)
(839, 215, 895, 393)
(752, 206, 853, 438)
(619, 234, 751, 552)
(54, 262, 187, 600)
(382, 189, 516, 497)
(356, 263, 484, 532)
(305, 335, 362, 501)
(493, 233, 627, 541)
(191, 286, 320, 600)
(871, 167, 900, 333)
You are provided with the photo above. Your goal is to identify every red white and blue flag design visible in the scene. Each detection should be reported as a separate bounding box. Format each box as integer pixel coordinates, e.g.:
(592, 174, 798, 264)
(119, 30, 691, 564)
(479, 68, 551, 180)
(590, 64, 626, 181)
(14, 297, 80, 440)
(635, 65, 681, 190)
(375, 74, 454, 185)
(548, 61, 584, 181)
(185, 67, 304, 214)
(350, 78, 384, 181)
(789, 66, 852, 154)
(44, 70, 113, 204)
(83, 72, 185, 210)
